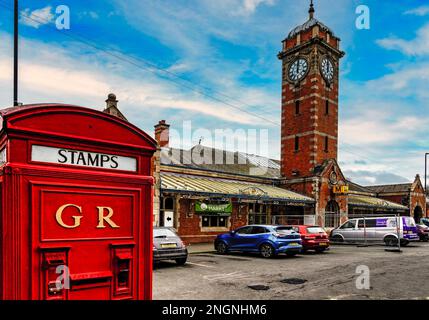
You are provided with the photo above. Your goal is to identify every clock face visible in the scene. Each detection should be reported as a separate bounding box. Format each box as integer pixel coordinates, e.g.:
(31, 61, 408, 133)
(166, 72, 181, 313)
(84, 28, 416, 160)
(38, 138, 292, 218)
(288, 58, 308, 82)
(329, 171, 338, 185)
(321, 58, 334, 82)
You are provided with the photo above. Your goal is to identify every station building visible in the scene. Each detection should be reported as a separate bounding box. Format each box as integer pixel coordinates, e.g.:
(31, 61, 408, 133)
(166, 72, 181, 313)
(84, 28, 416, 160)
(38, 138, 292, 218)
(100, 3, 427, 244)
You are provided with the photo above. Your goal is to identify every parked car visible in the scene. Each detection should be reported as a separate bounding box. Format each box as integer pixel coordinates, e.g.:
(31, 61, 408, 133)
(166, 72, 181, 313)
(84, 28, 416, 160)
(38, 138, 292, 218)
(417, 224, 429, 242)
(214, 225, 302, 258)
(330, 216, 419, 246)
(421, 218, 429, 228)
(286, 225, 330, 253)
(153, 227, 188, 265)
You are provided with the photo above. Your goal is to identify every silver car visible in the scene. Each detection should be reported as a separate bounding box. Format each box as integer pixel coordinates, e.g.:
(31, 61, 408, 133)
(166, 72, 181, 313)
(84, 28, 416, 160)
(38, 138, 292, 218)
(153, 227, 188, 265)
(330, 216, 419, 246)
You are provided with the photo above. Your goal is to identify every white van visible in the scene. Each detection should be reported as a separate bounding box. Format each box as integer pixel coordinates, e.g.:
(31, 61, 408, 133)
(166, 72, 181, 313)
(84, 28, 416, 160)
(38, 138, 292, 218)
(330, 216, 419, 246)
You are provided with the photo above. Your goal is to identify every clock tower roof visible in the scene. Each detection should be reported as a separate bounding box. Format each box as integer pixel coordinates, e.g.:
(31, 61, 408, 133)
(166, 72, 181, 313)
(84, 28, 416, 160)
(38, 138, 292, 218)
(288, 17, 334, 39)
(287, 1, 335, 40)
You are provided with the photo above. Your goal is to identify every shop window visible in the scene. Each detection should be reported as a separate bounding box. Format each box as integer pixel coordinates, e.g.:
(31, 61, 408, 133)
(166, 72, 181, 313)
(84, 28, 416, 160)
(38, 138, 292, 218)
(202, 216, 228, 228)
(248, 203, 268, 225)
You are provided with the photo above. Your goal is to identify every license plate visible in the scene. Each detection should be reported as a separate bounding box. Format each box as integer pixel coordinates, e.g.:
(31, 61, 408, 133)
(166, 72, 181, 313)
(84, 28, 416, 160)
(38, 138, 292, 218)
(161, 243, 177, 248)
(289, 243, 300, 246)
(319, 243, 328, 246)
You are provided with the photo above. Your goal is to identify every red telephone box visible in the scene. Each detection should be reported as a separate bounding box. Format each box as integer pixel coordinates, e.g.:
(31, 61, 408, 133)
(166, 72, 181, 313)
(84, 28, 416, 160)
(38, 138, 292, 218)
(0, 104, 157, 300)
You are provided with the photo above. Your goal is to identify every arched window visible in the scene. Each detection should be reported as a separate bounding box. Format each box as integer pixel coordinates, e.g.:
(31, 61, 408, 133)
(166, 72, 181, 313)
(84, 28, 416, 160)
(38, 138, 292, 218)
(325, 200, 340, 228)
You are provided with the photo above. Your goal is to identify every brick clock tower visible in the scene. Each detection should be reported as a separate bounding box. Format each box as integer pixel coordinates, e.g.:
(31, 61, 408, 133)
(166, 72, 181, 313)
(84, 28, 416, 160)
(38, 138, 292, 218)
(279, 2, 348, 226)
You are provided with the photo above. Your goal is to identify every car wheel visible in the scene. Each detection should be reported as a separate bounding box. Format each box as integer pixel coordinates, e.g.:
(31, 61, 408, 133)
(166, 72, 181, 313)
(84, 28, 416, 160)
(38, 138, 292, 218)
(216, 242, 228, 255)
(400, 240, 409, 247)
(260, 244, 275, 258)
(384, 236, 398, 247)
(175, 257, 187, 265)
(331, 235, 343, 243)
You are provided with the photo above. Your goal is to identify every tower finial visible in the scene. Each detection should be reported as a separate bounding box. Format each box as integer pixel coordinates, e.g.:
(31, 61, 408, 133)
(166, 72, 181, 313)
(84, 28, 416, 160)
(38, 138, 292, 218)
(309, 0, 315, 19)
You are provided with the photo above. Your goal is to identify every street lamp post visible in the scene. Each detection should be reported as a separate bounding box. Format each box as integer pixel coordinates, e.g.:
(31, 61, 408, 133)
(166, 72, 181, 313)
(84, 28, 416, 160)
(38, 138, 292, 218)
(425, 153, 429, 196)
(13, 0, 19, 107)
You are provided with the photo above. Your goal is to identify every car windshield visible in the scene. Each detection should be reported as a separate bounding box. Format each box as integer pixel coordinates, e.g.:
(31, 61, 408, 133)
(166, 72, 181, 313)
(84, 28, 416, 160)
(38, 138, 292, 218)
(306, 227, 325, 234)
(153, 228, 177, 238)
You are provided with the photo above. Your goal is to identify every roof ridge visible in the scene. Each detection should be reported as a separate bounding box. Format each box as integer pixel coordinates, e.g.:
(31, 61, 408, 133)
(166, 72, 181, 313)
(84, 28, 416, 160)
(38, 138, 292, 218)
(365, 182, 412, 187)
(162, 145, 280, 162)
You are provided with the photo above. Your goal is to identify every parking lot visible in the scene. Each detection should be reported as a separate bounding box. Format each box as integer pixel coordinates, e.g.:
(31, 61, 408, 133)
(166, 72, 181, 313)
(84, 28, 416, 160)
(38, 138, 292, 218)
(153, 243, 429, 300)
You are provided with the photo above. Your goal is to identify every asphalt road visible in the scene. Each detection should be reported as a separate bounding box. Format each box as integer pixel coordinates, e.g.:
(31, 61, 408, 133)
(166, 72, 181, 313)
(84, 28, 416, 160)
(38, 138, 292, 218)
(153, 243, 429, 300)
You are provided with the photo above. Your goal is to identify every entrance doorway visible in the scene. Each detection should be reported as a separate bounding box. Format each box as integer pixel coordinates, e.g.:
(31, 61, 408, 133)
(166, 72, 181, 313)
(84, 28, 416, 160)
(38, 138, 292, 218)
(325, 200, 340, 228)
(414, 205, 423, 223)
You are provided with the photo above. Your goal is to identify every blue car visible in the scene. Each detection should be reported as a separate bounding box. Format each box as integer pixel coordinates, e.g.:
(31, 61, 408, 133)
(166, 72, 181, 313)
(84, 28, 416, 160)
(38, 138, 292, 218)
(214, 225, 302, 258)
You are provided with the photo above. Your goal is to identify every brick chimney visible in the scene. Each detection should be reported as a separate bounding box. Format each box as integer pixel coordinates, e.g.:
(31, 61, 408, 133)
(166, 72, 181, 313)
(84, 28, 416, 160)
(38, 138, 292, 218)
(154, 120, 170, 148)
(103, 93, 128, 121)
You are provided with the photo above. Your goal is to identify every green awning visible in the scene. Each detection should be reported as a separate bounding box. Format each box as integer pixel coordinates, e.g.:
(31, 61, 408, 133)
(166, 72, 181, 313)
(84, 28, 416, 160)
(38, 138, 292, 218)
(160, 173, 314, 204)
(348, 194, 408, 211)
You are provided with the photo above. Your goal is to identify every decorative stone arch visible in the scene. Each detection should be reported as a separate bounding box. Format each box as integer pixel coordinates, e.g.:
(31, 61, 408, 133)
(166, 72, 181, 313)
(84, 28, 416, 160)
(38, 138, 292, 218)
(413, 205, 423, 223)
(324, 199, 340, 228)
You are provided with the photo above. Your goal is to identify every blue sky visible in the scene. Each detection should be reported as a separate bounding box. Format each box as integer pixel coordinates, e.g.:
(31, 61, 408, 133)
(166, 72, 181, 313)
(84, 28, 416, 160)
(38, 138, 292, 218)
(0, 0, 428, 185)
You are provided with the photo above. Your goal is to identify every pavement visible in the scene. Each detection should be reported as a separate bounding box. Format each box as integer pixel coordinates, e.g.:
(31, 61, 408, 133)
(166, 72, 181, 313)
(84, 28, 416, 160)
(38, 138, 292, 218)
(153, 242, 429, 300)
(187, 242, 215, 254)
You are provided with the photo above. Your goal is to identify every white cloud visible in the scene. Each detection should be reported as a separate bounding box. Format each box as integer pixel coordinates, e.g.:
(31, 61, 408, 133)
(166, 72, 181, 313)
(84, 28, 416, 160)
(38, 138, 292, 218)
(404, 6, 429, 16)
(344, 170, 410, 186)
(0, 34, 272, 126)
(377, 23, 429, 56)
(80, 11, 100, 19)
(240, 0, 275, 15)
(341, 112, 428, 147)
(364, 63, 429, 100)
(20, 6, 54, 29)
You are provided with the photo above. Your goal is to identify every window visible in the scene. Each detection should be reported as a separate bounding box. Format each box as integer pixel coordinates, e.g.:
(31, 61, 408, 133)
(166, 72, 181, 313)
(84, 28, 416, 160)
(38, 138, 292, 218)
(276, 226, 298, 233)
(295, 100, 300, 115)
(325, 200, 340, 228)
(324, 136, 329, 152)
(294, 136, 300, 152)
(236, 226, 253, 234)
(404, 217, 416, 227)
(248, 203, 268, 225)
(251, 226, 269, 234)
(358, 219, 377, 228)
(325, 100, 329, 115)
(153, 228, 177, 238)
(160, 197, 175, 227)
(340, 220, 356, 229)
(202, 215, 228, 228)
(306, 227, 325, 234)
